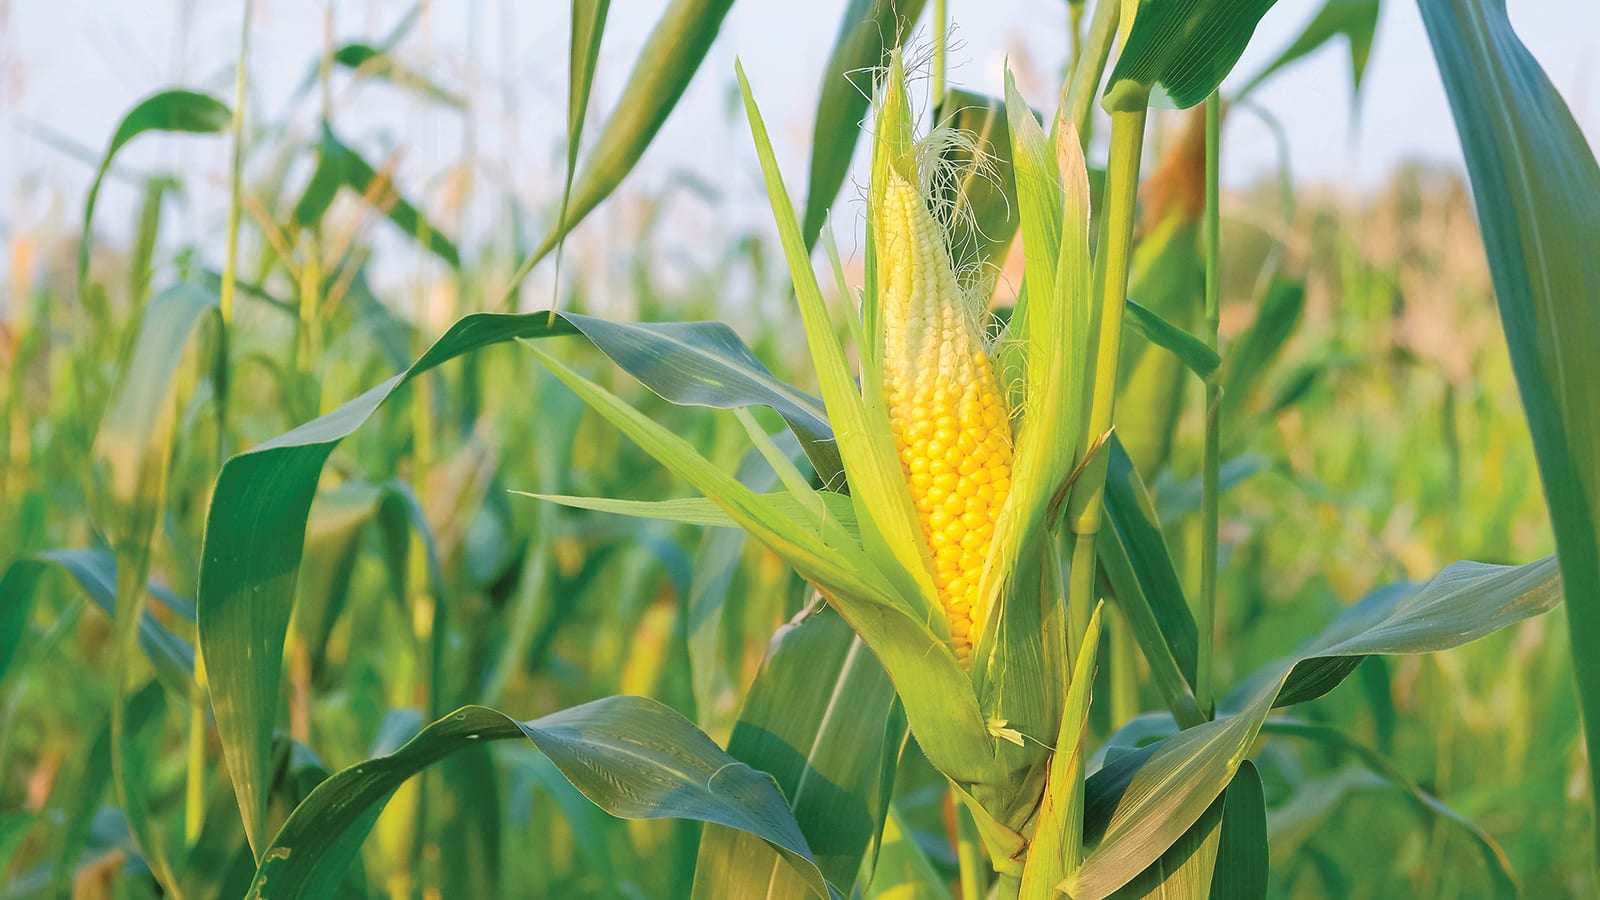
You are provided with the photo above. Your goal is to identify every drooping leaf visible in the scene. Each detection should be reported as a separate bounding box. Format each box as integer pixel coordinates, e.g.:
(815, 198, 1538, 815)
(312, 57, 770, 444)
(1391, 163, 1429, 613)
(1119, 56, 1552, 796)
(197, 308, 838, 854)
(1069, 556, 1560, 898)
(1104, 0, 1277, 111)
(1420, 0, 1600, 856)
(80, 89, 230, 293)
(292, 125, 460, 267)
(1239, 0, 1380, 98)
(1124, 298, 1219, 380)
(247, 696, 828, 899)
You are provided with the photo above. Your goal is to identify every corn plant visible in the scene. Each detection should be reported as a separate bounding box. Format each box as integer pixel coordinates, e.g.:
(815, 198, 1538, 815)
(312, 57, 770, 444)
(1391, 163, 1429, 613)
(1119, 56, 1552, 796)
(2, 0, 1597, 897)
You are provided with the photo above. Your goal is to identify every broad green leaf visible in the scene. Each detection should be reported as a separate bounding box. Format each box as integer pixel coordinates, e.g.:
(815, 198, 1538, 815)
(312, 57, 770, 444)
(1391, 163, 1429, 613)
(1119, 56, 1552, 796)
(1207, 762, 1267, 899)
(524, 0, 736, 269)
(529, 350, 994, 789)
(196, 308, 841, 852)
(247, 696, 828, 899)
(694, 609, 895, 899)
(1260, 719, 1514, 896)
(79, 89, 230, 294)
(292, 125, 460, 268)
(1070, 555, 1560, 898)
(1420, 0, 1600, 855)
(1104, 0, 1277, 111)
(1097, 770, 1231, 899)
(1239, 0, 1379, 99)
(560, 312, 841, 484)
(801, 0, 929, 248)
(1124, 298, 1219, 380)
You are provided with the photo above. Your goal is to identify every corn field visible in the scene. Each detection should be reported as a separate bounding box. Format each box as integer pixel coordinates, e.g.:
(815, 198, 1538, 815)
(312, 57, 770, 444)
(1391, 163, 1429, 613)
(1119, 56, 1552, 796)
(2, 0, 1598, 897)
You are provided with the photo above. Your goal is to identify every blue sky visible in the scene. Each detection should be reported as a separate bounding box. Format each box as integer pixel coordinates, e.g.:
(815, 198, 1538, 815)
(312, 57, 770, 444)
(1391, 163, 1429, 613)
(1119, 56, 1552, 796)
(3, 1, 1598, 287)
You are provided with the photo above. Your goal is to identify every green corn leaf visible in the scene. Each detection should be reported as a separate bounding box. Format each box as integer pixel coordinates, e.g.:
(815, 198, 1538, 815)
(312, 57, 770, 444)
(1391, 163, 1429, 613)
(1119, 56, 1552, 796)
(524, 0, 736, 271)
(1207, 762, 1267, 900)
(519, 490, 859, 543)
(547, 0, 612, 300)
(196, 308, 845, 853)
(1069, 555, 1560, 899)
(292, 125, 460, 268)
(246, 696, 829, 900)
(530, 347, 896, 609)
(559, 312, 841, 484)
(1020, 602, 1104, 897)
(693, 608, 896, 899)
(79, 89, 230, 295)
(1104, 0, 1278, 111)
(1239, 0, 1379, 99)
(742, 57, 941, 627)
(1420, 0, 1600, 857)
(999, 70, 1062, 398)
(1100, 771, 1230, 899)
(801, 0, 929, 248)
(1124, 298, 1219, 380)
(1100, 438, 1200, 703)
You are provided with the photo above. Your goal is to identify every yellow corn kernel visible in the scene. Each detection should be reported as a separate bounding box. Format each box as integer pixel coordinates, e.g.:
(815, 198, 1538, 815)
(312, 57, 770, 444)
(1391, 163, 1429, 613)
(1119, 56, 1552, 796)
(879, 167, 1013, 667)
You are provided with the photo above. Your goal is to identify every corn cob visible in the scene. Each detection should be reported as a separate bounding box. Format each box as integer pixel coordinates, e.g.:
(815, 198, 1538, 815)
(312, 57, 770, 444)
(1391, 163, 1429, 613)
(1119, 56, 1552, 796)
(879, 167, 1013, 666)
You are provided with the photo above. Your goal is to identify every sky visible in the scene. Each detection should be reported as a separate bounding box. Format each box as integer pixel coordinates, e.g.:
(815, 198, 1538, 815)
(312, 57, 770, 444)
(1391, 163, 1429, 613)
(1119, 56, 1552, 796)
(3, 0, 1598, 296)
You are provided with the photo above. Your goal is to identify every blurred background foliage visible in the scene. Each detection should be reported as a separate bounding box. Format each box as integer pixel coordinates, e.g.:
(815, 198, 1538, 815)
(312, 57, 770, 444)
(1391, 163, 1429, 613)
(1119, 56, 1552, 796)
(0, 1, 1590, 897)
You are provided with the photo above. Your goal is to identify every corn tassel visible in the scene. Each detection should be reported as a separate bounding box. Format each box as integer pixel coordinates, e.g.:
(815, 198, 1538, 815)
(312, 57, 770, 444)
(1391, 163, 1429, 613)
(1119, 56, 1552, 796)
(879, 166, 1013, 666)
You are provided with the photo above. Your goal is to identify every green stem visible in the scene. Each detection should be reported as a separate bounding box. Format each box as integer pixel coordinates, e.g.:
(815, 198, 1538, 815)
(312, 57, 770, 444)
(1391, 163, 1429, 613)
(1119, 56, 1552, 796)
(1198, 92, 1221, 717)
(932, 0, 948, 105)
(219, 0, 251, 331)
(1060, 0, 1120, 145)
(1066, 102, 1148, 644)
(1067, 2, 1085, 76)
